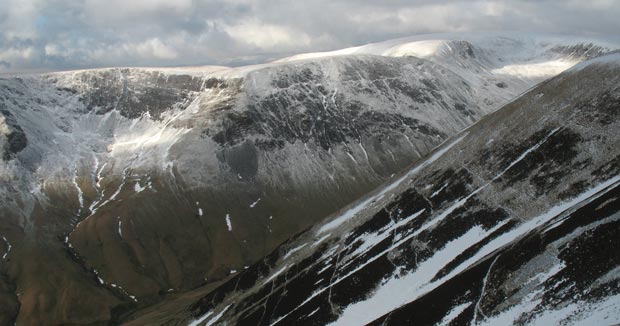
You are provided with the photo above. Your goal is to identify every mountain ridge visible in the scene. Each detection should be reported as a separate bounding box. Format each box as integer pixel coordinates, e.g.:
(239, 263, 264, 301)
(0, 32, 618, 325)
(171, 50, 620, 326)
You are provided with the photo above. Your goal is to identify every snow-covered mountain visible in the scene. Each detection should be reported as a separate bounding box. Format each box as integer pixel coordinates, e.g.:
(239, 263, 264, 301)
(0, 33, 617, 325)
(160, 51, 620, 326)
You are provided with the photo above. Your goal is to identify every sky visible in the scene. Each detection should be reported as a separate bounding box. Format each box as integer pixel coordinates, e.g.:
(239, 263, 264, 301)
(0, 0, 619, 73)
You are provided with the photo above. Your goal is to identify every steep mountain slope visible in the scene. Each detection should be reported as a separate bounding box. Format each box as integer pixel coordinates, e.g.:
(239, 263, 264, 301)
(167, 52, 620, 326)
(0, 33, 616, 324)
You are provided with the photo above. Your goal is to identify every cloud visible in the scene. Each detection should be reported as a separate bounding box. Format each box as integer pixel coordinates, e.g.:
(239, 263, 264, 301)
(0, 0, 619, 72)
(225, 20, 313, 50)
(131, 39, 179, 60)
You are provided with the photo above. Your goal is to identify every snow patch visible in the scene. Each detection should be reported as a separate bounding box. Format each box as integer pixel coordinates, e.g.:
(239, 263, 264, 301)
(225, 213, 232, 231)
(189, 311, 213, 326)
(1, 236, 11, 260)
(595, 197, 617, 211)
(188, 304, 231, 326)
(436, 302, 471, 326)
(250, 198, 261, 208)
(265, 265, 289, 284)
(117, 217, 122, 239)
(317, 263, 333, 275)
(72, 168, 84, 212)
(134, 181, 147, 193)
(307, 307, 321, 318)
(284, 244, 307, 259)
(491, 59, 578, 79)
(95, 162, 107, 189)
(430, 183, 448, 198)
(93, 269, 105, 285)
(311, 233, 331, 247)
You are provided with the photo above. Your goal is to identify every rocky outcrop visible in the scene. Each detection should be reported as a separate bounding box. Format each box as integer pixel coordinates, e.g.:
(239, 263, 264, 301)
(0, 105, 27, 161)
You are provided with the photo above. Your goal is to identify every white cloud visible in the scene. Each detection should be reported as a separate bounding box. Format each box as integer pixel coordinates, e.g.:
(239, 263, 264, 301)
(84, 38, 179, 65)
(44, 44, 61, 56)
(225, 21, 312, 51)
(0, 0, 39, 39)
(134, 38, 178, 60)
(0, 47, 37, 63)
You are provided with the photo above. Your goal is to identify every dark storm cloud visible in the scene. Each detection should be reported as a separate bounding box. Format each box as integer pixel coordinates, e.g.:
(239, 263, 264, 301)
(0, 0, 618, 72)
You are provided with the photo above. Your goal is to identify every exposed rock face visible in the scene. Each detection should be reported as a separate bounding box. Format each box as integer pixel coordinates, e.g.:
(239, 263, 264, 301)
(53, 69, 208, 119)
(0, 33, 616, 324)
(0, 108, 27, 161)
(164, 53, 620, 326)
